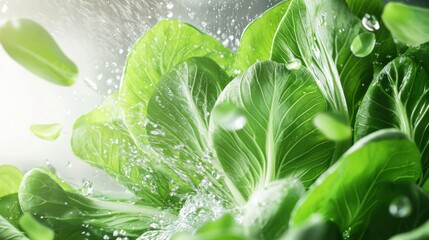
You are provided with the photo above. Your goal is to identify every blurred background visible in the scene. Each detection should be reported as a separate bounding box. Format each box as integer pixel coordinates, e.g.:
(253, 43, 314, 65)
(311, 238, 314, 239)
(0, 0, 427, 191)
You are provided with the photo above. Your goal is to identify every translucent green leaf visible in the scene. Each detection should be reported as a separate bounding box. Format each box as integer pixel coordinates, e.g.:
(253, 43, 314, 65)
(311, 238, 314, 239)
(351, 32, 376, 58)
(0, 215, 29, 240)
(19, 214, 54, 240)
(0, 194, 22, 228)
(210, 61, 334, 200)
(0, 165, 23, 198)
(291, 129, 422, 239)
(29, 123, 62, 141)
(146, 57, 236, 202)
(271, 0, 373, 123)
(243, 178, 304, 240)
(382, 3, 429, 46)
(0, 19, 78, 86)
(313, 112, 352, 141)
(233, 1, 290, 73)
(119, 19, 233, 148)
(354, 56, 429, 182)
(72, 94, 189, 208)
(18, 168, 177, 239)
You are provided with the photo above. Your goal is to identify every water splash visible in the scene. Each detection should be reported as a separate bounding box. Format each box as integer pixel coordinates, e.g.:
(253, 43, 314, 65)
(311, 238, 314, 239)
(81, 180, 94, 196)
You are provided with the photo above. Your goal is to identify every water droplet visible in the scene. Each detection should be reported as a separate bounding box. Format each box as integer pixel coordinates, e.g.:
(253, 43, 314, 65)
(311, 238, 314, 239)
(351, 32, 376, 58)
(166, 2, 174, 10)
(362, 14, 380, 32)
(343, 227, 352, 240)
(167, 11, 173, 18)
(45, 159, 57, 173)
(286, 58, 302, 70)
(212, 102, 247, 131)
(113, 230, 119, 236)
(233, 69, 241, 75)
(103, 235, 110, 240)
(81, 180, 94, 196)
(66, 161, 72, 168)
(389, 196, 412, 218)
(119, 230, 127, 236)
(319, 13, 327, 26)
(118, 49, 124, 54)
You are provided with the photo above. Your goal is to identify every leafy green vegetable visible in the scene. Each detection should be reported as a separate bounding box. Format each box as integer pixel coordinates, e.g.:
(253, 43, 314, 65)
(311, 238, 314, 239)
(19, 214, 54, 240)
(363, 182, 429, 239)
(210, 61, 334, 199)
(18, 168, 176, 238)
(270, 0, 372, 123)
(0, 19, 78, 86)
(382, 3, 429, 46)
(313, 112, 352, 141)
(355, 56, 429, 182)
(0, 194, 22, 228)
(71, 94, 186, 208)
(0, 215, 29, 240)
(291, 129, 422, 239)
(346, 0, 398, 71)
(233, 1, 289, 72)
(29, 123, 62, 141)
(243, 178, 304, 239)
(281, 216, 342, 240)
(119, 19, 234, 148)
(146, 57, 238, 203)
(3, 1, 429, 239)
(0, 165, 23, 197)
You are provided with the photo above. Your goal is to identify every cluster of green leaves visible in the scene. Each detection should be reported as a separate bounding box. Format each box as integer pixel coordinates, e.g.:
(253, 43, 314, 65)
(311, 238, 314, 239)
(2, 0, 429, 239)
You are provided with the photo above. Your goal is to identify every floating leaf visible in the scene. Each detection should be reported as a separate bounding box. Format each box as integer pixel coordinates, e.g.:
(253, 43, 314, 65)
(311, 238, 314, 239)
(29, 123, 62, 141)
(382, 3, 429, 45)
(313, 112, 352, 141)
(0, 19, 78, 86)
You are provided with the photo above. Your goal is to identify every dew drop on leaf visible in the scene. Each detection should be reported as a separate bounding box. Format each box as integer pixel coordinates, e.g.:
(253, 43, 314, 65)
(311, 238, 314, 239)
(389, 196, 412, 218)
(351, 32, 376, 58)
(213, 102, 247, 131)
(81, 180, 94, 196)
(362, 14, 380, 32)
(286, 58, 302, 70)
